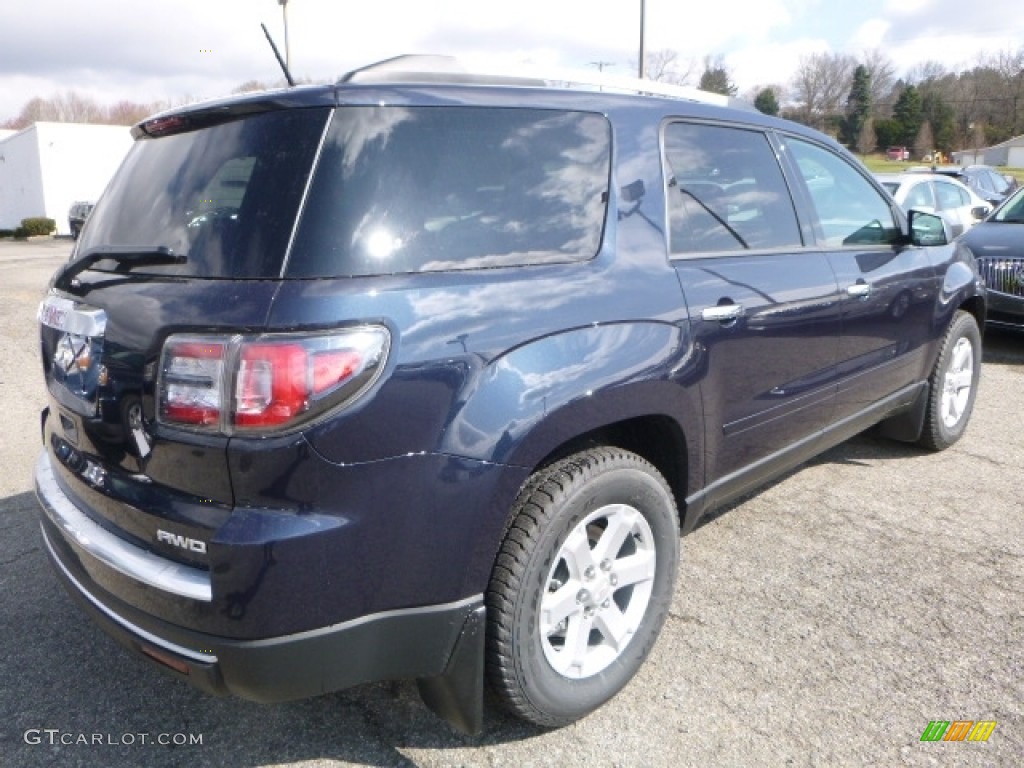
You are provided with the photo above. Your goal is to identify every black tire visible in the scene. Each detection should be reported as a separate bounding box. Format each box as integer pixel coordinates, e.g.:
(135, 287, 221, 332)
(485, 447, 679, 727)
(918, 310, 982, 451)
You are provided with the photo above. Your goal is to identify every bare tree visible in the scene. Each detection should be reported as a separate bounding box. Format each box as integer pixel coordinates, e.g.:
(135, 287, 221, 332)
(857, 117, 877, 155)
(914, 121, 935, 160)
(637, 49, 695, 85)
(790, 52, 857, 130)
(232, 80, 271, 94)
(860, 49, 897, 118)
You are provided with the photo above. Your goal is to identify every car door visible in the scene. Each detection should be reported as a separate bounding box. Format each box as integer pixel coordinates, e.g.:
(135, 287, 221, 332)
(933, 179, 971, 236)
(665, 122, 842, 497)
(783, 138, 939, 426)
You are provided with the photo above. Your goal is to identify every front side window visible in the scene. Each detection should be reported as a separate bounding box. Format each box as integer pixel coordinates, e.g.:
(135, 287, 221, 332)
(663, 122, 801, 255)
(287, 107, 611, 277)
(788, 139, 901, 247)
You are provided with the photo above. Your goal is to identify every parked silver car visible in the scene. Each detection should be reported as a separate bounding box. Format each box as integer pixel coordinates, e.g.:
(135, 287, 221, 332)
(876, 173, 990, 238)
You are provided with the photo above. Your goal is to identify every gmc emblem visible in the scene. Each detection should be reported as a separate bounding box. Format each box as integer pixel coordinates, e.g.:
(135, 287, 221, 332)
(156, 529, 207, 554)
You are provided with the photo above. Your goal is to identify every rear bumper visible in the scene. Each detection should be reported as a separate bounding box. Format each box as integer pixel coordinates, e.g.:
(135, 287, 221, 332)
(35, 449, 483, 708)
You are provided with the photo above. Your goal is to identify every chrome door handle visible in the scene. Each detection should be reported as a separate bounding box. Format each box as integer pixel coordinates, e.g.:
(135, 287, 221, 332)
(701, 304, 743, 322)
(846, 283, 872, 299)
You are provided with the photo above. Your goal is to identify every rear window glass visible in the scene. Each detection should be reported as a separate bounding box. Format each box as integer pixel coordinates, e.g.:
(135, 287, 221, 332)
(286, 106, 611, 277)
(79, 108, 330, 278)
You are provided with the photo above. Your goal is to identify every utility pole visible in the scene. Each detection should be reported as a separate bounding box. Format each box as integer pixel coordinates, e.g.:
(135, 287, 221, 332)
(590, 61, 615, 73)
(638, 0, 646, 79)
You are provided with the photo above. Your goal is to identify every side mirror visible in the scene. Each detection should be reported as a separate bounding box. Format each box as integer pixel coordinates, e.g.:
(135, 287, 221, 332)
(971, 205, 990, 221)
(908, 209, 950, 246)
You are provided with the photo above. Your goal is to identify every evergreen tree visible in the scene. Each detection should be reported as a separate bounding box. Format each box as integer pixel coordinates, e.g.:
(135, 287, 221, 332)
(921, 91, 955, 153)
(841, 65, 872, 147)
(699, 56, 738, 97)
(754, 88, 780, 116)
(893, 85, 924, 146)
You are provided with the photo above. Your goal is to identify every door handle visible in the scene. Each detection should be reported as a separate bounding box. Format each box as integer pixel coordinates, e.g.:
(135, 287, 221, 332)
(846, 283, 872, 299)
(701, 304, 743, 322)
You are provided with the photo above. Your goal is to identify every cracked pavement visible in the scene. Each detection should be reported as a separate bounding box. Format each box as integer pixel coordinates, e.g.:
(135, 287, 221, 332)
(1, 239, 1020, 767)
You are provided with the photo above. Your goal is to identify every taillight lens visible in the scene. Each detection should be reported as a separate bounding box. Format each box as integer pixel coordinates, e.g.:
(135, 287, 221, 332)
(160, 340, 226, 426)
(158, 328, 389, 433)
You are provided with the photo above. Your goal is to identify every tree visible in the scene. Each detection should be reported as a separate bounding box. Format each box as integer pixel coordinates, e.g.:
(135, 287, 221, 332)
(920, 91, 955, 153)
(860, 50, 897, 119)
(893, 85, 924, 146)
(857, 117, 877, 155)
(698, 55, 737, 96)
(640, 49, 695, 85)
(914, 121, 934, 161)
(873, 118, 901, 149)
(790, 52, 857, 130)
(841, 65, 872, 147)
(754, 87, 780, 116)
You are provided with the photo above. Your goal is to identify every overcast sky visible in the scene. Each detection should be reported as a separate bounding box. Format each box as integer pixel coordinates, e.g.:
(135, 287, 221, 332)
(1, 0, 1020, 123)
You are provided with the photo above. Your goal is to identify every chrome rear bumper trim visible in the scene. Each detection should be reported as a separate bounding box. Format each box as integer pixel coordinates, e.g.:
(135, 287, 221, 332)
(40, 527, 217, 664)
(35, 451, 213, 602)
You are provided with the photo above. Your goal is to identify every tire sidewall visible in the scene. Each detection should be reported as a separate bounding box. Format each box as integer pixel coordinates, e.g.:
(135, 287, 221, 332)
(930, 313, 982, 446)
(510, 463, 678, 723)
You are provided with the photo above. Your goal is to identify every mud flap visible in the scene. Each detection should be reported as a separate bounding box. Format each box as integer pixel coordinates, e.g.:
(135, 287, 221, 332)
(416, 604, 485, 735)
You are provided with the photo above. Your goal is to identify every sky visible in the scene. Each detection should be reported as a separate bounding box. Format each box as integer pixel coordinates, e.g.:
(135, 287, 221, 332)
(1, 0, 1021, 123)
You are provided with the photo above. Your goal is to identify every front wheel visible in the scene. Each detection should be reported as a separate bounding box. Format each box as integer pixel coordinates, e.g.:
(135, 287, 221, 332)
(918, 310, 982, 451)
(485, 447, 679, 727)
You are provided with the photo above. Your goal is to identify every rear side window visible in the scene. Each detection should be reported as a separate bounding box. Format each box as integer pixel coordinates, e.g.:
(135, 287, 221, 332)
(80, 108, 330, 278)
(903, 182, 935, 210)
(663, 122, 801, 255)
(286, 107, 611, 277)
(934, 180, 967, 210)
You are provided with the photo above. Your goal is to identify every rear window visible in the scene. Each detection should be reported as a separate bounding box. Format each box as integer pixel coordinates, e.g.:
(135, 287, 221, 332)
(286, 106, 611, 277)
(79, 108, 330, 278)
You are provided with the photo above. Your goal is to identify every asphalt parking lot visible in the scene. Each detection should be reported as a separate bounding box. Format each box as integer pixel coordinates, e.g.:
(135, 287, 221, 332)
(0, 238, 1020, 767)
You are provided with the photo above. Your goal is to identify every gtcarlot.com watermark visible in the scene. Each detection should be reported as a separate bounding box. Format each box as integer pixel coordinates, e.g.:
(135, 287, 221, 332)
(24, 729, 203, 747)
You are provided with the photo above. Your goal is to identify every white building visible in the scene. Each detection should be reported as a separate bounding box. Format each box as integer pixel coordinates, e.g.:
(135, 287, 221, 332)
(0, 122, 133, 235)
(982, 134, 1024, 168)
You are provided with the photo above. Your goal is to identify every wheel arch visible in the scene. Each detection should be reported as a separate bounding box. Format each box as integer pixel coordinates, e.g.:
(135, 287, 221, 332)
(527, 413, 691, 523)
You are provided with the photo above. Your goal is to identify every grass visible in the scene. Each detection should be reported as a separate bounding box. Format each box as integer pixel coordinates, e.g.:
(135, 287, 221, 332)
(858, 153, 1023, 182)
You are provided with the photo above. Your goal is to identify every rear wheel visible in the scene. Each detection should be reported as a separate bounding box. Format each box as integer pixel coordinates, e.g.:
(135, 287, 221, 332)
(918, 310, 981, 451)
(485, 447, 679, 727)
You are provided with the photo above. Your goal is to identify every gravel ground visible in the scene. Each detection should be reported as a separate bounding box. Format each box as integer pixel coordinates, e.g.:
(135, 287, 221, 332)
(1, 238, 1020, 767)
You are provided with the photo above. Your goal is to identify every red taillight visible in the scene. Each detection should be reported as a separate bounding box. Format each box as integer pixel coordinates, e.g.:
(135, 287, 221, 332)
(235, 343, 308, 427)
(158, 328, 389, 433)
(160, 340, 226, 426)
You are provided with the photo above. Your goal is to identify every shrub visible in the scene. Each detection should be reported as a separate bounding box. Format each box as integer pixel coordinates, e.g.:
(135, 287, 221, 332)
(20, 217, 57, 236)
(0, 229, 15, 238)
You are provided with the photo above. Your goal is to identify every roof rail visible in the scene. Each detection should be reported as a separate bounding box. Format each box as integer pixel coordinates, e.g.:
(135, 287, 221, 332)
(340, 54, 756, 112)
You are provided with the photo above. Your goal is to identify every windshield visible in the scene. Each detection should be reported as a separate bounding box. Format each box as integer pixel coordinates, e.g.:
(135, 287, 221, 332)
(79, 108, 330, 278)
(993, 187, 1024, 222)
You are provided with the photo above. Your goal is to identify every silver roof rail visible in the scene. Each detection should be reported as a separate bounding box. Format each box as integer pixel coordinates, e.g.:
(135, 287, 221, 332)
(340, 55, 756, 111)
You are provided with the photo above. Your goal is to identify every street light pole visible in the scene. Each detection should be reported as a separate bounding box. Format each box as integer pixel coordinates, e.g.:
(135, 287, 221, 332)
(638, 0, 646, 79)
(278, 0, 291, 73)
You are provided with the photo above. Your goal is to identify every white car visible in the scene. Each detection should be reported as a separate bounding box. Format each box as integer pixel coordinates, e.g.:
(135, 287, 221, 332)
(875, 173, 991, 238)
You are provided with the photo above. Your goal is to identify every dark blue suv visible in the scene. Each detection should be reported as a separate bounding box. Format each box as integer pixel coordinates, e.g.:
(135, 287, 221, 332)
(35, 57, 985, 734)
